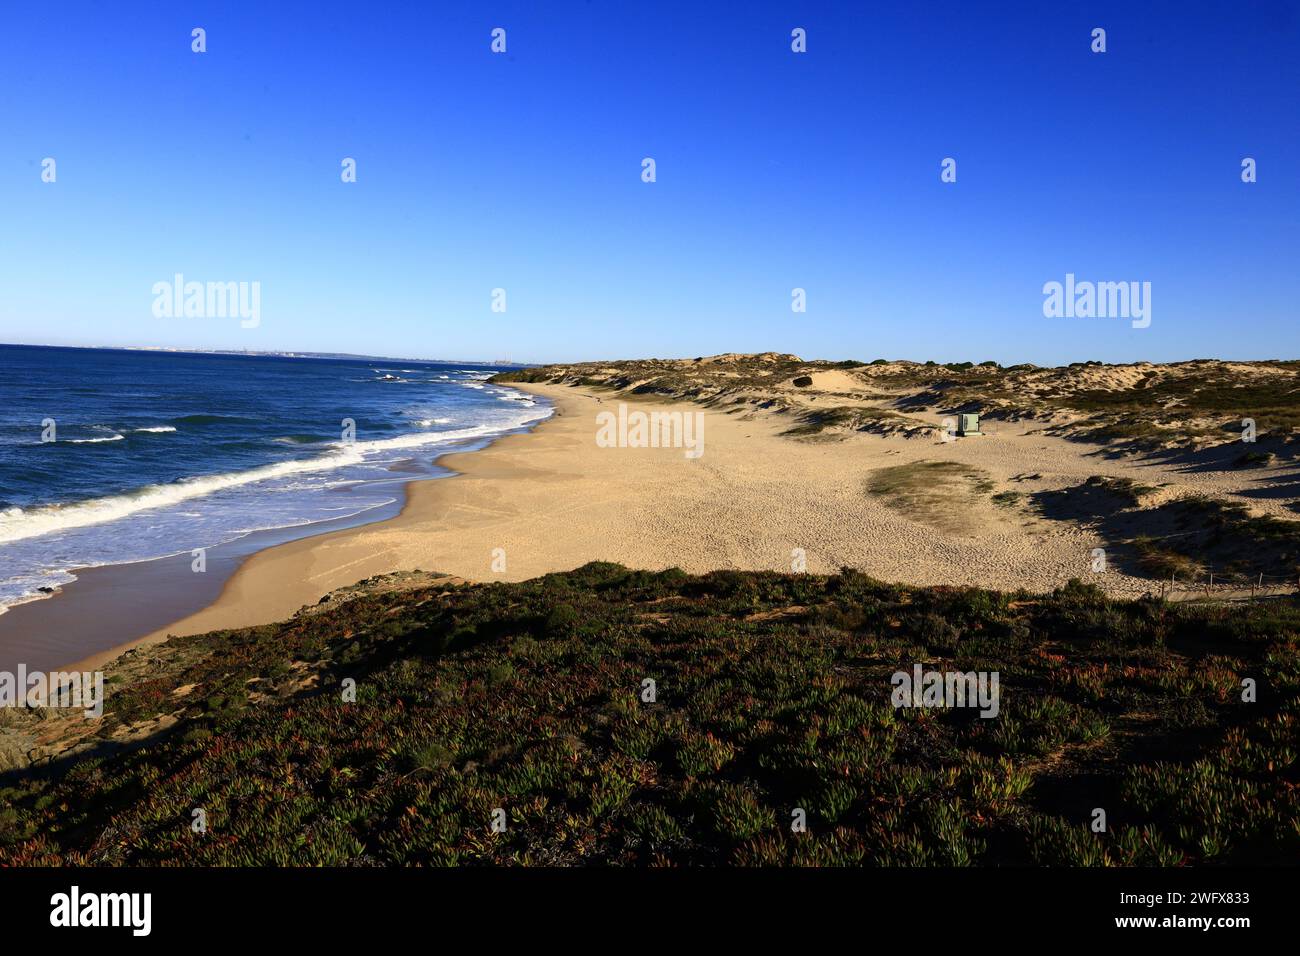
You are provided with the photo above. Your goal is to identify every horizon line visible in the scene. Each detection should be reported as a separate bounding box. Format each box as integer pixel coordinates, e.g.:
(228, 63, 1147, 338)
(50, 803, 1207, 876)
(3, 341, 1298, 371)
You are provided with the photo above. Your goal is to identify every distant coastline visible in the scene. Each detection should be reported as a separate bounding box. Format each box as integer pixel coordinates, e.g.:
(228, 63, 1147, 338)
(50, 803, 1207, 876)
(0, 340, 538, 368)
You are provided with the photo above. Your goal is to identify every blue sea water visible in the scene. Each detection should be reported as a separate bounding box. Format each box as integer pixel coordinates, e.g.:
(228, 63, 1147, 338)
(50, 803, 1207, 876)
(0, 345, 550, 611)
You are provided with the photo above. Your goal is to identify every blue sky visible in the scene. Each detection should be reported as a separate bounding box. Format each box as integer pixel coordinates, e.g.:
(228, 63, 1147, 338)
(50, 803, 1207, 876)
(1, 1, 1296, 365)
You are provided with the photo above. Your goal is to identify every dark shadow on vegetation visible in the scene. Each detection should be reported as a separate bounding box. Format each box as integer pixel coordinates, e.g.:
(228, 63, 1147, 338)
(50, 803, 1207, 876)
(1, 565, 1296, 866)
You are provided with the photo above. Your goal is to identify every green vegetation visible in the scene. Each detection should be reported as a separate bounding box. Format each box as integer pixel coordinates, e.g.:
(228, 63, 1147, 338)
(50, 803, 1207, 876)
(867, 461, 995, 533)
(1134, 538, 1205, 579)
(1082, 476, 1158, 505)
(1133, 497, 1300, 580)
(1065, 378, 1299, 435)
(782, 405, 921, 437)
(2, 565, 1295, 866)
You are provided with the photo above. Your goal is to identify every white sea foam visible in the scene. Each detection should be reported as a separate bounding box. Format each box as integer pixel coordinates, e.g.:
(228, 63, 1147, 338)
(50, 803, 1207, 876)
(0, 570, 76, 616)
(134, 426, 177, 433)
(0, 403, 551, 547)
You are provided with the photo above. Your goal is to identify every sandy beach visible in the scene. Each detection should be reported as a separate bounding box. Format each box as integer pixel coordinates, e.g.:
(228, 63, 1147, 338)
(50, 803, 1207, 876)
(38, 375, 1295, 674)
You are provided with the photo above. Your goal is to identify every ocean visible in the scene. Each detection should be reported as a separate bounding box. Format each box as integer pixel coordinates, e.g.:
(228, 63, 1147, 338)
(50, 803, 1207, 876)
(0, 344, 550, 614)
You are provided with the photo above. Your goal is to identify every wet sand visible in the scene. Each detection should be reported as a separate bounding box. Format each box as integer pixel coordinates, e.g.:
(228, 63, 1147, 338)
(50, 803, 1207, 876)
(0, 490, 411, 675)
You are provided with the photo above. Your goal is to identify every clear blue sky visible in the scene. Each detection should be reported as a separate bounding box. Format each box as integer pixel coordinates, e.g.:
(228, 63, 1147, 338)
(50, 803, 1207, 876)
(1, 1, 1296, 365)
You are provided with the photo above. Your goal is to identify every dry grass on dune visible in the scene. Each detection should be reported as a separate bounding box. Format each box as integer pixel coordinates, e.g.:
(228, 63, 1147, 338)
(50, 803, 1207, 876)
(495, 354, 1300, 453)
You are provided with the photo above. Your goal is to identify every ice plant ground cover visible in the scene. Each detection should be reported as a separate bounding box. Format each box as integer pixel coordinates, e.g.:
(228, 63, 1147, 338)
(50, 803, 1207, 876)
(0, 564, 1295, 866)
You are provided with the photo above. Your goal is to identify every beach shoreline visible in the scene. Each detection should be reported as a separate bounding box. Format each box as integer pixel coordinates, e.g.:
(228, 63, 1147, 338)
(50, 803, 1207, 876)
(37, 384, 574, 674)
(0, 395, 556, 676)
(14, 374, 1292, 677)
(53, 383, 587, 673)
